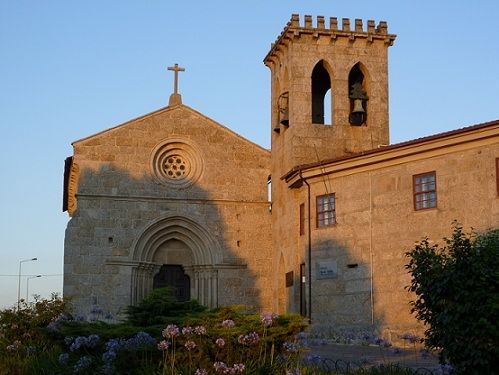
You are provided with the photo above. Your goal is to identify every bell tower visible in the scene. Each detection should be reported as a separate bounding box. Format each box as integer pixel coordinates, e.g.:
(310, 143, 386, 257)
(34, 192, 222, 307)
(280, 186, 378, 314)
(264, 14, 396, 175)
(264, 15, 396, 315)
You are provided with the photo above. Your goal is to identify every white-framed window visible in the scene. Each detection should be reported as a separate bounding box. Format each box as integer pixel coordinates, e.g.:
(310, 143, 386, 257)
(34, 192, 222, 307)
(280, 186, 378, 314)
(413, 172, 437, 210)
(316, 193, 336, 227)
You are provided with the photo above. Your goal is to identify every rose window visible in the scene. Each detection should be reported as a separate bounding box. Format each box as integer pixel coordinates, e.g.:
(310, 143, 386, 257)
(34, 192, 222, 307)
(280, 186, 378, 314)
(162, 155, 189, 179)
(151, 139, 203, 189)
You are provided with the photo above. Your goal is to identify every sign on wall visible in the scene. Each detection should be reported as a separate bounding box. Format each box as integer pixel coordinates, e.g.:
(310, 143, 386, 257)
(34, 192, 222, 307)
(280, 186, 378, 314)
(316, 261, 337, 279)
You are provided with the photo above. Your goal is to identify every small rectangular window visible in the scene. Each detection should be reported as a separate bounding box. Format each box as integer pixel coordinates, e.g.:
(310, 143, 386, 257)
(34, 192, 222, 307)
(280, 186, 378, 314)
(299, 203, 305, 236)
(413, 172, 437, 210)
(316, 193, 336, 227)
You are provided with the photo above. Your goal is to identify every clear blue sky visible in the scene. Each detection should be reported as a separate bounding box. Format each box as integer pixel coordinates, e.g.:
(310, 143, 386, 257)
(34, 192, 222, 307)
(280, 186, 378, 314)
(0, 1, 498, 308)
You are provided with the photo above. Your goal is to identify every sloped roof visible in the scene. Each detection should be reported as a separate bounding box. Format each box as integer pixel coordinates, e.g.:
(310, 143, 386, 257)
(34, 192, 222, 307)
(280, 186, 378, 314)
(283, 119, 499, 182)
(72, 104, 270, 154)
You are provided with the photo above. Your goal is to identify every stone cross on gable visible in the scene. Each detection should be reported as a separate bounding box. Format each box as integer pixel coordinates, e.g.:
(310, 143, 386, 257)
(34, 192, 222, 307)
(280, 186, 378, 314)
(167, 63, 185, 106)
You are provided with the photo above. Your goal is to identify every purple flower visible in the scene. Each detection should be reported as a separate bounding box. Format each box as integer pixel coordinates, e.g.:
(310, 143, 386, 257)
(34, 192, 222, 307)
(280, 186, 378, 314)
(58, 352, 69, 364)
(124, 331, 156, 349)
(182, 326, 193, 335)
(157, 340, 170, 351)
(162, 324, 180, 338)
(105, 338, 124, 352)
(215, 338, 225, 347)
(214, 361, 227, 372)
(102, 350, 117, 362)
(69, 335, 100, 352)
(194, 325, 207, 335)
(195, 369, 208, 375)
(73, 355, 92, 373)
(6, 340, 21, 351)
(184, 340, 196, 351)
(233, 363, 245, 372)
(286, 369, 301, 375)
(238, 332, 260, 345)
(87, 334, 99, 348)
(260, 312, 278, 326)
(222, 319, 235, 328)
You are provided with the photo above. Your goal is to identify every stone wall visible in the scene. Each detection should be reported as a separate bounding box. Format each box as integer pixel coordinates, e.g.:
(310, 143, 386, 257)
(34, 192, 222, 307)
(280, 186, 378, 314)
(290, 138, 499, 338)
(64, 104, 273, 317)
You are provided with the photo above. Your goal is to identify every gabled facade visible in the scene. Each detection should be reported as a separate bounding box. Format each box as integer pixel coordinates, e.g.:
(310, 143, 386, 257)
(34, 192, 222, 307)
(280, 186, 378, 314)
(64, 104, 273, 316)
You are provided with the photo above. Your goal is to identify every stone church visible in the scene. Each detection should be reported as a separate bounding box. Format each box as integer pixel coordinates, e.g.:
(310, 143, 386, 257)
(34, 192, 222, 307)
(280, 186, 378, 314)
(63, 15, 499, 338)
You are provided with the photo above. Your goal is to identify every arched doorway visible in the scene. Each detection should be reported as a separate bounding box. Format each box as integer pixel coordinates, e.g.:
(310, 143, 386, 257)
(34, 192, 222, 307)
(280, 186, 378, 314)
(130, 216, 222, 308)
(153, 265, 190, 301)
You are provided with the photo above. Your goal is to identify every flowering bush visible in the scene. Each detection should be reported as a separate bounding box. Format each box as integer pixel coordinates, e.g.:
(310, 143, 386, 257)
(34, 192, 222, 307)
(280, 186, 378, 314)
(0, 293, 67, 374)
(155, 309, 306, 375)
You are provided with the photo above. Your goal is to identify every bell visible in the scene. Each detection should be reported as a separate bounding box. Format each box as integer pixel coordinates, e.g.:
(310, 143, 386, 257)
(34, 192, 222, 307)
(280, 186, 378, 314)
(352, 98, 365, 114)
(279, 107, 289, 126)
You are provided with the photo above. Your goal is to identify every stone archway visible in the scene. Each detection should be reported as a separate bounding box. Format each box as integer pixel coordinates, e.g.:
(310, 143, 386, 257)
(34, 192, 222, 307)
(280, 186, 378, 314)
(130, 216, 222, 308)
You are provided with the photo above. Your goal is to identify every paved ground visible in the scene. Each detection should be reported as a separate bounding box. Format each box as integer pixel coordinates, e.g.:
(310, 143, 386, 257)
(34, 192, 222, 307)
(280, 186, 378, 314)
(304, 343, 442, 373)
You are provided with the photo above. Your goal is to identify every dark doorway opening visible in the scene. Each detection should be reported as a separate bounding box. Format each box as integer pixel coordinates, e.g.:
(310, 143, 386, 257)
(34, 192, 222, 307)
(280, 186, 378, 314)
(153, 264, 190, 301)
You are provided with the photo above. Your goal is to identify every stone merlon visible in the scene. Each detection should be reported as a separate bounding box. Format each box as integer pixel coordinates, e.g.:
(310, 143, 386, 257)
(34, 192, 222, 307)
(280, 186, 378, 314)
(264, 14, 396, 65)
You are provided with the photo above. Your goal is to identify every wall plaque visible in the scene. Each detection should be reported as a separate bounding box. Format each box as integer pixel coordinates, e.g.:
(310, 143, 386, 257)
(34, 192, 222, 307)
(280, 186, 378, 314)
(316, 261, 337, 279)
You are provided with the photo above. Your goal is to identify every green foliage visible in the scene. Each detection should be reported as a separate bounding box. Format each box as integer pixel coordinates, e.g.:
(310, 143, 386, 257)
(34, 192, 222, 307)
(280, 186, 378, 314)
(125, 287, 207, 326)
(406, 224, 499, 374)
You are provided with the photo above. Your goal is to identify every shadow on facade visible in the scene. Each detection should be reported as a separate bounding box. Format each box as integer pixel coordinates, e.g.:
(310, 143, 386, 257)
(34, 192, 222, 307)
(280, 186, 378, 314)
(64, 163, 271, 318)
(305, 237, 388, 339)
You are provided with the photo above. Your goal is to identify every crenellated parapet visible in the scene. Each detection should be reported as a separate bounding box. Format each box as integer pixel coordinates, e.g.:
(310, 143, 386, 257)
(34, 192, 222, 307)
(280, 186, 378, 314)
(264, 14, 396, 66)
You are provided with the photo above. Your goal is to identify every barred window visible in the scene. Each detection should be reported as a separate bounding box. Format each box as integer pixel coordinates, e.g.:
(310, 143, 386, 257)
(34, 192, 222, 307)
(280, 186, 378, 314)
(316, 193, 336, 227)
(413, 172, 437, 210)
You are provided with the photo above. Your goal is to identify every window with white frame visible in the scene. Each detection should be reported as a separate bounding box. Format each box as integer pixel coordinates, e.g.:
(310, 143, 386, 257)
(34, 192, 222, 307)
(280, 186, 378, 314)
(413, 172, 437, 210)
(316, 193, 336, 227)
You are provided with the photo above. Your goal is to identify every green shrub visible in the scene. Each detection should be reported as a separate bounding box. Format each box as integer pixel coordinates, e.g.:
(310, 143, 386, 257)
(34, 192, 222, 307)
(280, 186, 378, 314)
(406, 225, 499, 374)
(125, 287, 207, 326)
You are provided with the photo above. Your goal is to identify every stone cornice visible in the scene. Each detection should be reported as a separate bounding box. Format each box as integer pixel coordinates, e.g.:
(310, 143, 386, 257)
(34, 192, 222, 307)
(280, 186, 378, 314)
(76, 193, 270, 206)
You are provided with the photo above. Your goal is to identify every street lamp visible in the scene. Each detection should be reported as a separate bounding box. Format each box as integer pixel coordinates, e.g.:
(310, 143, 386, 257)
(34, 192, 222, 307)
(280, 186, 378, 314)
(18, 258, 37, 310)
(26, 275, 42, 303)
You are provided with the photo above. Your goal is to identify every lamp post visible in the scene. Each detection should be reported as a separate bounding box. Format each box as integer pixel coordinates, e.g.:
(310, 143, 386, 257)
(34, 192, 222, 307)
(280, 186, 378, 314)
(26, 275, 42, 303)
(18, 258, 37, 310)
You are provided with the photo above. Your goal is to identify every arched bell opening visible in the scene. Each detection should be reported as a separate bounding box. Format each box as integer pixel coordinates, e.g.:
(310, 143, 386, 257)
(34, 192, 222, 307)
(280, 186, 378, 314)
(311, 60, 333, 125)
(348, 63, 369, 126)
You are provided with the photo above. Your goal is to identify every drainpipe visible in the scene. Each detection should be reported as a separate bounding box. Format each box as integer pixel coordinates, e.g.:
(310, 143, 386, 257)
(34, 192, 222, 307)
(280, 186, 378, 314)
(300, 172, 312, 323)
(369, 171, 374, 325)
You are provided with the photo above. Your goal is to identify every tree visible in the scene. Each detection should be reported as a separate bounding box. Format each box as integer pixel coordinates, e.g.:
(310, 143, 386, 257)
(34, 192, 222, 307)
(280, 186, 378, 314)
(406, 225, 499, 374)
